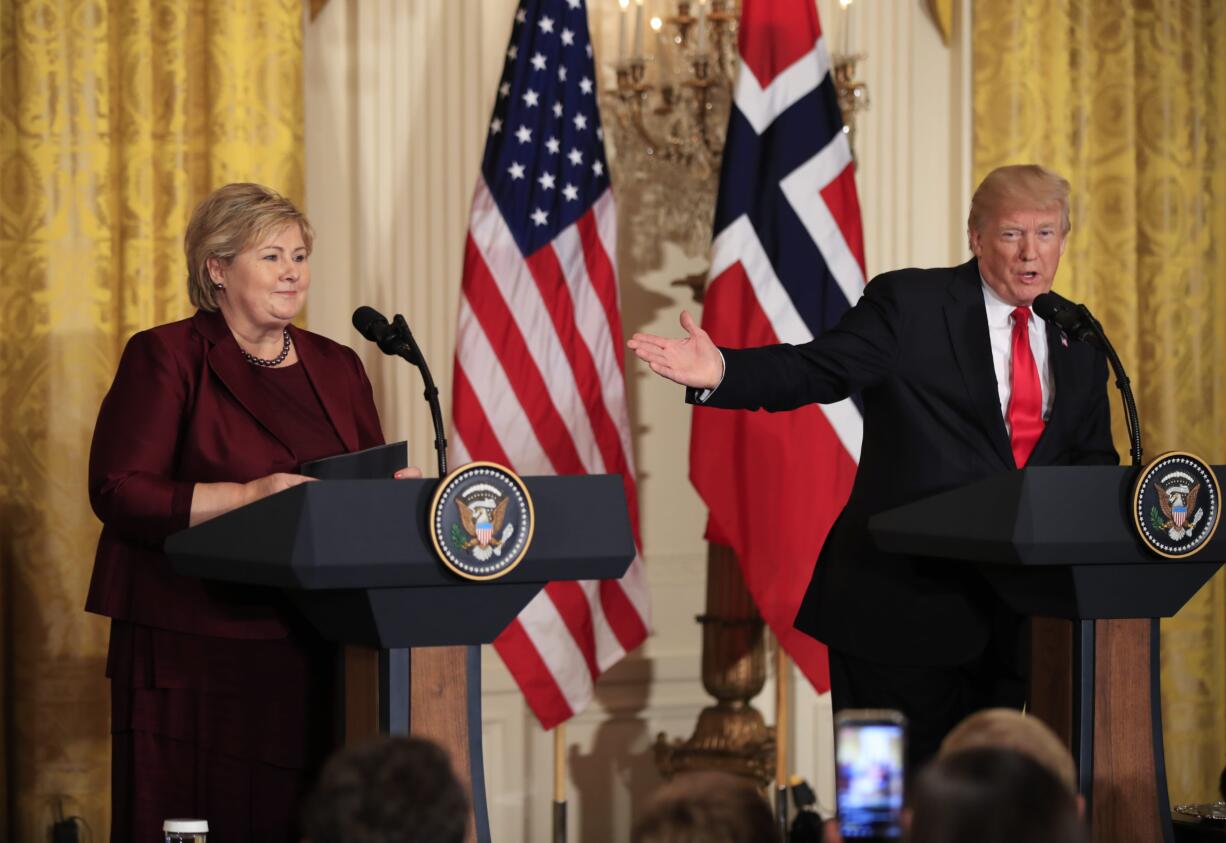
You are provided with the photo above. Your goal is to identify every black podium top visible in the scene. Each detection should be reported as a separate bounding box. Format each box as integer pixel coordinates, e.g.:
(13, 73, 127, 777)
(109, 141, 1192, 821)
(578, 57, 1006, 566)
(164, 475, 637, 647)
(166, 475, 633, 589)
(869, 466, 1226, 620)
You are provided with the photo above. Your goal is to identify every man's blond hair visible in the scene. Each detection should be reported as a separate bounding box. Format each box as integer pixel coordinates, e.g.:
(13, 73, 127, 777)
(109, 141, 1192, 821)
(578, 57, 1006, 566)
(940, 708, 1077, 793)
(967, 164, 1071, 245)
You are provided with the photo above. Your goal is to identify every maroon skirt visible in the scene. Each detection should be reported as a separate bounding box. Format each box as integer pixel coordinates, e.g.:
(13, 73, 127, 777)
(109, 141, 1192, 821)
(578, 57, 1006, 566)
(108, 620, 335, 842)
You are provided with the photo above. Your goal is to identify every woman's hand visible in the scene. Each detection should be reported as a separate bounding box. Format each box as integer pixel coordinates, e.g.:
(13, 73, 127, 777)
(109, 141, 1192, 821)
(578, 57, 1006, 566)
(189, 472, 315, 527)
(627, 310, 724, 389)
(394, 466, 423, 479)
(242, 472, 316, 505)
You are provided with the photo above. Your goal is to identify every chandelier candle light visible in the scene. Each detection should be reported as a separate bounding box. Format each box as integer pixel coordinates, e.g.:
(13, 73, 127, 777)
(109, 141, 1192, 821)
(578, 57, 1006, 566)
(604, 0, 740, 261)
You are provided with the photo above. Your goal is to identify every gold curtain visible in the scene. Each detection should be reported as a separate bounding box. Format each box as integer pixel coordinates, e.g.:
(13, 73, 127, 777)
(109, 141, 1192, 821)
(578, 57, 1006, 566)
(973, 0, 1226, 804)
(0, 1, 304, 837)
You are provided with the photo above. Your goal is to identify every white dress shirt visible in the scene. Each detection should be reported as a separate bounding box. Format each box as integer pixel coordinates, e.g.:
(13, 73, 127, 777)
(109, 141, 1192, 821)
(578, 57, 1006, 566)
(981, 279, 1053, 432)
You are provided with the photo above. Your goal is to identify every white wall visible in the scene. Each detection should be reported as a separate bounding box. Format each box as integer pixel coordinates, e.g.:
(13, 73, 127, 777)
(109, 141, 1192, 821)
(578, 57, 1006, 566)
(304, 1, 971, 840)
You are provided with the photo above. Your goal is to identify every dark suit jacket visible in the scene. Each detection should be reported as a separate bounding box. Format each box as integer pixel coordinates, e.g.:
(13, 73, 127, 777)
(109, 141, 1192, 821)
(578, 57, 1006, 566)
(86, 309, 384, 639)
(695, 259, 1118, 666)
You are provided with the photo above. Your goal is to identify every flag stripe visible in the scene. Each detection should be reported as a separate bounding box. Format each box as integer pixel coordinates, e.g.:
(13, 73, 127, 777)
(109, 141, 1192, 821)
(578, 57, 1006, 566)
(469, 183, 605, 473)
(597, 574, 649, 658)
(454, 0, 649, 728)
(544, 581, 601, 680)
(462, 234, 588, 475)
(455, 297, 554, 473)
(574, 196, 625, 375)
(516, 589, 596, 713)
(522, 242, 625, 478)
(493, 618, 575, 726)
(451, 366, 515, 469)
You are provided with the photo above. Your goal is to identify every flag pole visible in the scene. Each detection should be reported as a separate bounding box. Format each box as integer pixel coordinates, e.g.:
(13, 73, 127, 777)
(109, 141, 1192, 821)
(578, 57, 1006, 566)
(553, 723, 567, 843)
(775, 639, 790, 837)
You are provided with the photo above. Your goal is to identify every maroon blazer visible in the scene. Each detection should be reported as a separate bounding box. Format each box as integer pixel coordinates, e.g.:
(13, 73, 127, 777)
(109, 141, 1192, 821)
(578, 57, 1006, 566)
(86, 309, 385, 639)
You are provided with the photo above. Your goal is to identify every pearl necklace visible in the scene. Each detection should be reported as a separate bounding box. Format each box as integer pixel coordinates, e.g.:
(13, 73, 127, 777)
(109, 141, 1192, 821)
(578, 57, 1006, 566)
(240, 329, 292, 367)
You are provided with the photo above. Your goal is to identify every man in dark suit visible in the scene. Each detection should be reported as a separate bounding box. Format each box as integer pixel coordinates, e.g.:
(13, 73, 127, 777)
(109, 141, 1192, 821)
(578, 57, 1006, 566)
(629, 164, 1118, 766)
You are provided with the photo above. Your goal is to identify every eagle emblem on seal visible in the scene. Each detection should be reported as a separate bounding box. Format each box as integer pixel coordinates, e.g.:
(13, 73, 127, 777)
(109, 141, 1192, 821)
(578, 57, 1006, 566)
(1152, 471, 1204, 541)
(453, 484, 516, 561)
(429, 462, 535, 580)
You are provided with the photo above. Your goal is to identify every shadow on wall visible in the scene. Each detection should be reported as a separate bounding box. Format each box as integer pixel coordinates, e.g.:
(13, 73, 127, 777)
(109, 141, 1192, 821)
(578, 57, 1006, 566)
(616, 178, 708, 536)
(569, 654, 660, 841)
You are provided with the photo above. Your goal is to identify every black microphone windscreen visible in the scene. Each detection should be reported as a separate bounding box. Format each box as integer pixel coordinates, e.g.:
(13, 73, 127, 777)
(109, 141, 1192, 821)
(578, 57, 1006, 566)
(352, 306, 388, 340)
(1031, 292, 1079, 329)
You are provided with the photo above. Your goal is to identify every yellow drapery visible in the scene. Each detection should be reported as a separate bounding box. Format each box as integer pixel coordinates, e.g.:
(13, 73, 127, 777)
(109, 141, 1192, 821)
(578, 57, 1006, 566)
(973, 0, 1226, 804)
(0, 1, 304, 837)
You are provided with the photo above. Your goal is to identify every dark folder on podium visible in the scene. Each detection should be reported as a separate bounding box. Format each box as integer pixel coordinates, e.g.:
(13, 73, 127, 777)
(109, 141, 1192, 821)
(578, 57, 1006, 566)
(300, 440, 408, 480)
(870, 465, 1226, 843)
(164, 456, 636, 843)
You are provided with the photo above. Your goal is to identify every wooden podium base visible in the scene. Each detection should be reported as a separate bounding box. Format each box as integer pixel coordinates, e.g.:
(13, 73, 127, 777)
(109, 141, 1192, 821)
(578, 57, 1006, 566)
(343, 645, 489, 843)
(1029, 618, 1173, 843)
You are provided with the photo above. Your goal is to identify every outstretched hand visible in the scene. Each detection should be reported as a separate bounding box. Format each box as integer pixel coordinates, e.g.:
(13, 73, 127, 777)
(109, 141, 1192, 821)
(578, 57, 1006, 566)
(627, 310, 723, 389)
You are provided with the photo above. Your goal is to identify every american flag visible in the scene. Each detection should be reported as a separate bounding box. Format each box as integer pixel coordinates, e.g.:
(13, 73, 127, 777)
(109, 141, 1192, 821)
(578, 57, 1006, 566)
(690, 0, 865, 693)
(451, 0, 650, 728)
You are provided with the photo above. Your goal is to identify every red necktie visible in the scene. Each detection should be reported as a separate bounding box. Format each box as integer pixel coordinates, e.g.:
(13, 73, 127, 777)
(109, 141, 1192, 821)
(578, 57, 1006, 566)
(1007, 307, 1044, 467)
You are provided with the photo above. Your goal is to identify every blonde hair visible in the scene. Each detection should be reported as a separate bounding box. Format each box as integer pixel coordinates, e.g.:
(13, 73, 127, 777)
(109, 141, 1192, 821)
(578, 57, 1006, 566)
(939, 708, 1077, 794)
(967, 164, 1071, 244)
(184, 183, 315, 311)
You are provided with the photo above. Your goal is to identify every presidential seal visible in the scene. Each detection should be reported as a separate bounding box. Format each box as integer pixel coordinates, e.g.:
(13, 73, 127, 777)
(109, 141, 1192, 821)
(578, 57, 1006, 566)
(1132, 452, 1220, 559)
(429, 462, 534, 580)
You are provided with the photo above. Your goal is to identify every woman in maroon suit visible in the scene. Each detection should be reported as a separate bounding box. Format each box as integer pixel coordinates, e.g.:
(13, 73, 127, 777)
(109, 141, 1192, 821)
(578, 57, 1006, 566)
(87, 183, 415, 842)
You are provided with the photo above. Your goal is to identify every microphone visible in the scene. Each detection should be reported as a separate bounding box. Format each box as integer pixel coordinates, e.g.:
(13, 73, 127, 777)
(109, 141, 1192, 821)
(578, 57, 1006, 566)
(1031, 291, 1142, 465)
(352, 306, 419, 364)
(351, 305, 447, 474)
(1031, 291, 1099, 347)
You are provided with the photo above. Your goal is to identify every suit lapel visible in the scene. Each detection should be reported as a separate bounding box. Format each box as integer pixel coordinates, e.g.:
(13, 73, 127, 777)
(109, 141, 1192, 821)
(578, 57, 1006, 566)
(943, 260, 1015, 468)
(293, 326, 359, 452)
(193, 310, 358, 459)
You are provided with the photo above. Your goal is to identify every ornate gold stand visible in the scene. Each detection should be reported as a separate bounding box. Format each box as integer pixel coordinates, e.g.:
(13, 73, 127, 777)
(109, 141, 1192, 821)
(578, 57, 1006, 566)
(654, 542, 774, 785)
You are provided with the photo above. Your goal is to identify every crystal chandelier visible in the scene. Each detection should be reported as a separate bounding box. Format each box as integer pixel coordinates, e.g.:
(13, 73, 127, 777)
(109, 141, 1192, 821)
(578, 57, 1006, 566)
(602, 0, 740, 263)
(603, 0, 868, 291)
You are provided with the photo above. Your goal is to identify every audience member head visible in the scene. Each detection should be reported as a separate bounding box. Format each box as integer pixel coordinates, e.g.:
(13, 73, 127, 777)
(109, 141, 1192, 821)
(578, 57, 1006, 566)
(632, 771, 776, 843)
(301, 736, 468, 843)
(907, 747, 1086, 843)
(939, 708, 1076, 794)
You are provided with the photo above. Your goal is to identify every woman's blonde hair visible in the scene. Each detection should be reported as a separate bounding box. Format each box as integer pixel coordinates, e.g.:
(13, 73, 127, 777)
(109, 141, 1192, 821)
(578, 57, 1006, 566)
(184, 183, 315, 311)
(967, 164, 1071, 245)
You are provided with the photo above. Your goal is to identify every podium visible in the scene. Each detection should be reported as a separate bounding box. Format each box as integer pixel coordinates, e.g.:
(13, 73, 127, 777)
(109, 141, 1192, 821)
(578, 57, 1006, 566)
(870, 465, 1226, 843)
(164, 474, 636, 843)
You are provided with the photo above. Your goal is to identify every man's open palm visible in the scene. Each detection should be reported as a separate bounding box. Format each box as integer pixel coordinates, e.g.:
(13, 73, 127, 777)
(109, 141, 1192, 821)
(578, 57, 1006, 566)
(627, 310, 723, 389)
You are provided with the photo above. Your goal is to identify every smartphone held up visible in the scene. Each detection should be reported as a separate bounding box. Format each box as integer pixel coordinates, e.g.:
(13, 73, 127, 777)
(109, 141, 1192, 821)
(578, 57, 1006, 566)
(835, 709, 907, 841)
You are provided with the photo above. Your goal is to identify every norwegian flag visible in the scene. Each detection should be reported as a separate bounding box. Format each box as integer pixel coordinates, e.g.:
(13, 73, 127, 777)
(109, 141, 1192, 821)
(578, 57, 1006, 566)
(451, 0, 650, 728)
(690, 0, 866, 693)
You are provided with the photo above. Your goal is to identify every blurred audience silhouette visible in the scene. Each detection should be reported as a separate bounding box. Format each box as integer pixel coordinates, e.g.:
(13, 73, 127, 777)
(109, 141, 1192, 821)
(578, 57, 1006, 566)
(633, 771, 777, 843)
(907, 746, 1086, 843)
(301, 736, 468, 843)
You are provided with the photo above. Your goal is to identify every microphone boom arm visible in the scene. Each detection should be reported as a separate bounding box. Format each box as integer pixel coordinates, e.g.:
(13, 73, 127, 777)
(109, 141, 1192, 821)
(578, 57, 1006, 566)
(390, 314, 448, 477)
(1077, 304, 1143, 467)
